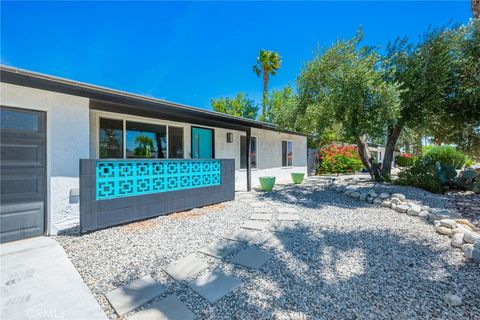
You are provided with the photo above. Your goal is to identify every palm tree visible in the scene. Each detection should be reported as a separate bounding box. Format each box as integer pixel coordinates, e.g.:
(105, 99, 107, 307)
(253, 49, 281, 122)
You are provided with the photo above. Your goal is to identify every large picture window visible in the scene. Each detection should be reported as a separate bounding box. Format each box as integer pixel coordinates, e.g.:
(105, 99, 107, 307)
(168, 126, 184, 158)
(282, 140, 293, 167)
(99, 117, 185, 159)
(126, 121, 167, 158)
(240, 136, 257, 169)
(99, 118, 123, 158)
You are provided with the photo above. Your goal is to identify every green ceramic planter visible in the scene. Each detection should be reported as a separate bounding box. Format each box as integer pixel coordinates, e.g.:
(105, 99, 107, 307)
(291, 172, 305, 184)
(259, 176, 276, 191)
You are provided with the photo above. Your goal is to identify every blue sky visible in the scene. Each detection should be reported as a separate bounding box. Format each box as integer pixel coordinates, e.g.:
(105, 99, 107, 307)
(1, 1, 472, 110)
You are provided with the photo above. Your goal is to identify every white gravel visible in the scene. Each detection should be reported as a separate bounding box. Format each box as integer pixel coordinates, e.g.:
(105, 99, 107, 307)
(56, 178, 480, 319)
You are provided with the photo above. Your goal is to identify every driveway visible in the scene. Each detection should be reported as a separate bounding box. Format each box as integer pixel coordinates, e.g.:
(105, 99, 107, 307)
(1, 237, 107, 320)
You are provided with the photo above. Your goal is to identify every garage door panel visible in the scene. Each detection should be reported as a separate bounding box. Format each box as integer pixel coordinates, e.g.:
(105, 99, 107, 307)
(0, 202, 44, 243)
(0, 137, 45, 166)
(1, 106, 46, 243)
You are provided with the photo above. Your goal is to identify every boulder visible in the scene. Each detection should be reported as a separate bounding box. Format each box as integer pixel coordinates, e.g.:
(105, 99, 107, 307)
(359, 194, 367, 201)
(390, 197, 402, 204)
(407, 205, 421, 216)
(451, 226, 472, 235)
(475, 239, 480, 249)
(380, 192, 390, 199)
(419, 211, 430, 218)
(421, 206, 431, 212)
(391, 193, 406, 201)
(366, 197, 374, 204)
(381, 200, 391, 208)
(395, 204, 410, 213)
(435, 226, 452, 236)
(439, 219, 457, 229)
(368, 191, 378, 198)
(451, 233, 464, 248)
(390, 203, 397, 210)
(463, 231, 480, 244)
(444, 293, 463, 307)
(455, 219, 477, 231)
(373, 198, 382, 205)
(462, 244, 474, 259)
(472, 248, 480, 264)
(350, 191, 361, 199)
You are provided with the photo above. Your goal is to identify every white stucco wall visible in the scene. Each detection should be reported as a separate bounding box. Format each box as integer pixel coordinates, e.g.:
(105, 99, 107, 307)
(0, 83, 90, 234)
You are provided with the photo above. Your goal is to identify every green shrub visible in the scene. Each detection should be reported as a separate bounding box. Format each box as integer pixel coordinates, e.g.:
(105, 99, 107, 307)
(396, 153, 416, 167)
(465, 158, 475, 168)
(395, 160, 442, 193)
(317, 144, 364, 174)
(423, 145, 467, 169)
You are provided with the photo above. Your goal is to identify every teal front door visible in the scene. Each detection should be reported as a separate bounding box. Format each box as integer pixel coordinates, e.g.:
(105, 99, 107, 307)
(191, 127, 214, 158)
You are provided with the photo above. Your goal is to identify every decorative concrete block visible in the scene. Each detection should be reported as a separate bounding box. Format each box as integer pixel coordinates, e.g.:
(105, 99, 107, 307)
(223, 229, 259, 242)
(242, 220, 269, 230)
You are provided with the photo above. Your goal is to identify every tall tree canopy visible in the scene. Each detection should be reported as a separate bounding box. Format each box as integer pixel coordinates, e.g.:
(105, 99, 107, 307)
(296, 31, 402, 179)
(253, 49, 282, 122)
(211, 92, 259, 119)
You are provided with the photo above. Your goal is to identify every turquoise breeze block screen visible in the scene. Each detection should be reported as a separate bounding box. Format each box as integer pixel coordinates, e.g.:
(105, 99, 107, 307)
(96, 160, 221, 200)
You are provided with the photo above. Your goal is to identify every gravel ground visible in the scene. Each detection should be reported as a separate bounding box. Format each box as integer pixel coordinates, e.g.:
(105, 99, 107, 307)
(56, 178, 480, 320)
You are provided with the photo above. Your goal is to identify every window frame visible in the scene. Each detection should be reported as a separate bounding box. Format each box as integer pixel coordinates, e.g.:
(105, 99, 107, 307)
(95, 112, 186, 160)
(281, 140, 293, 168)
(240, 135, 258, 170)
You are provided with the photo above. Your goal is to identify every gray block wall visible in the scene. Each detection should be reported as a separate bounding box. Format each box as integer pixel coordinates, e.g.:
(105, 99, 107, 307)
(79, 159, 235, 233)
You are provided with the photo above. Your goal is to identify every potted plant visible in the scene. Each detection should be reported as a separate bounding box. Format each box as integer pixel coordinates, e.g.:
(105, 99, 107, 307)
(259, 176, 276, 191)
(291, 172, 305, 184)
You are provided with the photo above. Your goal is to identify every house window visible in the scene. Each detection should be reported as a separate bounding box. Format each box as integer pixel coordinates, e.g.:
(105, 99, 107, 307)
(126, 121, 167, 158)
(99, 118, 123, 158)
(168, 126, 184, 158)
(240, 136, 257, 169)
(282, 140, 293, 167)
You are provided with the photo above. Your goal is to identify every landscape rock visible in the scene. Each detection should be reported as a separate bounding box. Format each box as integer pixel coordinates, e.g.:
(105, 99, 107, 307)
(439, 219, 457, 229)
(475, 239, 480, 249)
(421, 206, 431, 212)
(455, 219, 476, 231)
(390, 203, 397, 210)
(366, 197, 374, 204)
(462, 244, 474, 259)
(463, 231, 480, 244)
(407, 205, 421, 216)
(390, 197, 402, 204)
(395, 204, 410, 213)
(435, 226, 452, 236)
(391, 193, 406, 201)
(368, 191, 378, 198)
(350, 191, 361, 199)
(381, 201, 391, 208)
(472, 248, 480, 264)
(451, 226, 471, 235)
(444, 293, 463, 307)
(419, 211, 430, 218)
(359, 194, 367, 201)
(380, 193, 390, 199)
(373, 198, 382, 205)
(451, 233, 464, 248)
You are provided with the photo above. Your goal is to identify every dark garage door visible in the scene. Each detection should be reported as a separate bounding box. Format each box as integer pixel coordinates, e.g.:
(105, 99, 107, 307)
(1, 106, 46, 243)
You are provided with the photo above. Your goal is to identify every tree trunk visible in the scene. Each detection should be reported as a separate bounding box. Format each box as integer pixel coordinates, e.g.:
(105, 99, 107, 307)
(357, 134, 384, 181)
(381, 125, 402, 177)
(261, 67, 269, 122)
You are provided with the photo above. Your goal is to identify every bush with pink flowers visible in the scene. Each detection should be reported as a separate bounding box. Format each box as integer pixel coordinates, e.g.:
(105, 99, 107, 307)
(317, 144, 364, 174)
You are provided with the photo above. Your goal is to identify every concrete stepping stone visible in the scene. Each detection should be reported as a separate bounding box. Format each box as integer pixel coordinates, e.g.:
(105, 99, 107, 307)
(128, 295, 194, 320)
(249, 213, 273, 221)
(230, 247, 273, 269)
(188, 270, 242, 304)
(277, 214, 300, 221)
(277, 207, 298, 213)
(252, 233, 289, 249)
(223, 229, 259, 242)
(249, 201, 268, 208)
(242, 220, 269, 230)
(198, 239, 237, 259)
(270, 222, 299, 234)
(105, 275, 167, 316)
(253, 207, 273, 213)
(164, 254, 209, 281)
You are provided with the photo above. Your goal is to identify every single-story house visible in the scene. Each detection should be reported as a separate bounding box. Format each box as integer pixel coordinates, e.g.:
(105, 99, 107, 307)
(0, 66, 308, 242)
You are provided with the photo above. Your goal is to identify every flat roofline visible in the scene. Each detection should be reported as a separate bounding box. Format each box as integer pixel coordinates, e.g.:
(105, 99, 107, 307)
(0, 65, 311, 137)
